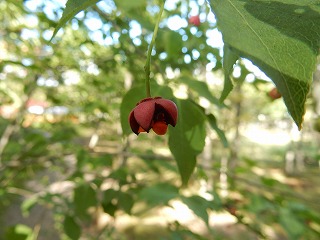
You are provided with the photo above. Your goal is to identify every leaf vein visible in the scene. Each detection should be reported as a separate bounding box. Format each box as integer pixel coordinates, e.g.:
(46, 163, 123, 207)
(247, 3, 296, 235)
(226, 0, 298, 121)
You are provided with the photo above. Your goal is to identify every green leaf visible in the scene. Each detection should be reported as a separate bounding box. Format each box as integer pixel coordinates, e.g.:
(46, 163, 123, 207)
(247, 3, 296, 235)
(163, 31, 183, 59)
(76, 149, 90, 170)
(50, 0, 101, 41)
(169, 99, 206, 186)
(102, 189, 134, 215)
(108, 168, 128, 184)
(102, 189, 119, 216)
(179, 76, 225, 108)
(64, 215, 81, 240)
(139, 183, 179, 207)
(118, 192, 134, 214)
(5, 224, 34, 240)
(114, 0, 145, 11)
(209, 0, 320, 129)
(210, 191, 223, 211)
(102, 202, 117, 217)
(125, 13, 154, 31)
(279, 208, 305, 239)
(181, 195, 210, 225)
(220, 44, 239, 102)
(260, 177, 280, 187)
(120, 84, 174, 135)
(73, 183, 97, 220)
(207, 114, 229, 147)
(248, 195, 274, 213)
(21, 196, 38, 217)
(103, 189, 118, 204)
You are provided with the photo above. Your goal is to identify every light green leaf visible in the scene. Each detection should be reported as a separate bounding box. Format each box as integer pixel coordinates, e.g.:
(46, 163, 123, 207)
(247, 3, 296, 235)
(50, 0, 101, 41)
(163, 31, 183, 59)
(5, 224, 34, 240)
(209, 0, 320, 129)
(260, 176, 280, 187)
(207, 114, 229, 147)
(220, 44, 239, 102)
(185, 123, 206, 153)
(169, 99, 206, 186)
(179, 76, 226, 108)
(181, 195, 210, 225)
(21, 196, 38, 217)
(248, 195, 274, 213)
(114, 0, 145, 11)
(279, 208, 305, 239)
(120, 84, 174, 135)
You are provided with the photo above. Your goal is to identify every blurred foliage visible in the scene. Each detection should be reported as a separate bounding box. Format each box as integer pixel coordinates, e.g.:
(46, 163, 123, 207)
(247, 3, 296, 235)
(0, 0, 319, 240)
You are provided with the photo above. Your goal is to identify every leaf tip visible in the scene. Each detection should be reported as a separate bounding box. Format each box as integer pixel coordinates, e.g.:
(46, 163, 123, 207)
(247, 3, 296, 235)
(49, 28, 60, 43)
(296, 116, 304, 131)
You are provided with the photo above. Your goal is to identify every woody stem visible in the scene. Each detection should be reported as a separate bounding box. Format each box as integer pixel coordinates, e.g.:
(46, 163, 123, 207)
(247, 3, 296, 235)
(144, 0, 166, 98)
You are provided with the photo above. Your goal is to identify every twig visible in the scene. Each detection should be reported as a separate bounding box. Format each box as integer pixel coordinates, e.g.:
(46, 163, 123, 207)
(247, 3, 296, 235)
(144, 0, 166, 97)
(0, 75, 39, 166)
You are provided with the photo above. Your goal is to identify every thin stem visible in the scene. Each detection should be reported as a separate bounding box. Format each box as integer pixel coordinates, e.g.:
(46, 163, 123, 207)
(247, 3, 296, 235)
(144, 0, 166, 98)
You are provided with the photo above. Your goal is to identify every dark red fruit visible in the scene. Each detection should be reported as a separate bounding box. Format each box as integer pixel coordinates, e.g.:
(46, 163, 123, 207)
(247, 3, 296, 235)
(129, 97, 178, 135)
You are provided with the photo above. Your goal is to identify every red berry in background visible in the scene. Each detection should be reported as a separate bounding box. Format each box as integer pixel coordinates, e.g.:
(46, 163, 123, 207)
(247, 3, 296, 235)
(189, 15, 201, 26)
(128, 97, 178, 135)
(227, 206, 237, 216)
(268, 87, 282, 100)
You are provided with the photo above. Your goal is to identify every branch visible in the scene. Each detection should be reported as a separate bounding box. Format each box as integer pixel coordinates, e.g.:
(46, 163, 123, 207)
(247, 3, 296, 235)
(0, 75, 39, 167)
